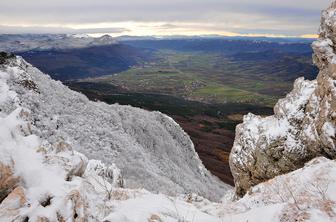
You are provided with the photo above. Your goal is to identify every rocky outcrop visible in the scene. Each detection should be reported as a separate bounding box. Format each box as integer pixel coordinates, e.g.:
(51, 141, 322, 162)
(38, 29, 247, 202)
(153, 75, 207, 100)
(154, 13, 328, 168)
(230, 2, 336, 197)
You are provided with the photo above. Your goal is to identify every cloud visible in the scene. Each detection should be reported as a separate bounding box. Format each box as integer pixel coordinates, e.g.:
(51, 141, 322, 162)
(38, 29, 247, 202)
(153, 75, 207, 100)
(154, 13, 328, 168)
(0, 0, 332, 36)
(0, 25, 129, 35)
(158, 24, 180, 30)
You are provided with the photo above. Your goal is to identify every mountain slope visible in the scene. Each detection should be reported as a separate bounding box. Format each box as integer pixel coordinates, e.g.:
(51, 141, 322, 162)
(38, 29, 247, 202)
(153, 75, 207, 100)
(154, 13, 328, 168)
(0, 54, 229, 201)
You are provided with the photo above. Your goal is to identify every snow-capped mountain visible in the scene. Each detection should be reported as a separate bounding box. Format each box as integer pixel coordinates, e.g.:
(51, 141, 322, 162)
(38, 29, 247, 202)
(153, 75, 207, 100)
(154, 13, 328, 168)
(68, 34, 91, 39)
(0, 34, 118, 52)
(89, 34, 117, 46)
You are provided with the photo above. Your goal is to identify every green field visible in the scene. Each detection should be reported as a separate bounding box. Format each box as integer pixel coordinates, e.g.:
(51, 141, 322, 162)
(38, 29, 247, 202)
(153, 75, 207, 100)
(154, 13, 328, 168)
(81, 50, 313, 107)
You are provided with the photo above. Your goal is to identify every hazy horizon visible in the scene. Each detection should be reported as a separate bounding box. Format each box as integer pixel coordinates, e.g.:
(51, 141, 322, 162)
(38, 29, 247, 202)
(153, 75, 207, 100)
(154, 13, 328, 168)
(0, 0, 332, 38)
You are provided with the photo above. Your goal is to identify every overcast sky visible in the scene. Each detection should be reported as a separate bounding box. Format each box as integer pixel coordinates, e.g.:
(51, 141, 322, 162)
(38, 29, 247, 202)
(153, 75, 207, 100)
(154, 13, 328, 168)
(0, 0, 332, 37)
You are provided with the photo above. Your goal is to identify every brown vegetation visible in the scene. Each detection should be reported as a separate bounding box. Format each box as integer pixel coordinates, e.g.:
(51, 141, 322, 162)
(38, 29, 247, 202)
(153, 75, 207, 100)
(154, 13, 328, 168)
(0, 162, 19, 203)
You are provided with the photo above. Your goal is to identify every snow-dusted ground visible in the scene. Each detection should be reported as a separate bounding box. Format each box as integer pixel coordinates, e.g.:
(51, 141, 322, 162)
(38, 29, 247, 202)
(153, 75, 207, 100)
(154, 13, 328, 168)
(0, 56, 229, 201)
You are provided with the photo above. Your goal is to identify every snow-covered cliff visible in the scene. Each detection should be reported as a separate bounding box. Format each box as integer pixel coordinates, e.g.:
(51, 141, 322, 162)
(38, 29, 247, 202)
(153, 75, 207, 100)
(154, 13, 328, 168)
(0, 53, 229, 202)
(230, 2, 336, 197)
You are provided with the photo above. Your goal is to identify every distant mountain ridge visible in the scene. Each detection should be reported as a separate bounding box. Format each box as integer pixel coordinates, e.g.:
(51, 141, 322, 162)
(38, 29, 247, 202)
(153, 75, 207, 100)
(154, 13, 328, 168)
(18, 44, 154, 80)
(2, 35, 316, 83)
(0, 34, 117, 52)
(121, 38, 313, 55)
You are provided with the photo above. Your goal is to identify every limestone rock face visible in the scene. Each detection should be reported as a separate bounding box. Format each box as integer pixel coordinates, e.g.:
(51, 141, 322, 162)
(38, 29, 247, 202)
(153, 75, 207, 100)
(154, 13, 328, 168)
(230, 2, 336, 197)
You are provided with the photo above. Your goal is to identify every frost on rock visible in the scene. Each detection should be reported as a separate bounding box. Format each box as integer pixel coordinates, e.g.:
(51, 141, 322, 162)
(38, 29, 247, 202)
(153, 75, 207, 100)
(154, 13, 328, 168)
(230, 1, 336, 197)
(0, 109, 86, 221)
(84, 159, 124, 188)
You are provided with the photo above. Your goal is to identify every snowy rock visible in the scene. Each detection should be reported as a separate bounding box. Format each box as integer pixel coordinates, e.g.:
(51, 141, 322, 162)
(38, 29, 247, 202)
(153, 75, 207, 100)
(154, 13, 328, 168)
(230, 1, 336, 197)
(39, 140, 89, 180)
(84, 159, 124, 189)
(218, 157, 336, 222)
(0, 107, 87, 221)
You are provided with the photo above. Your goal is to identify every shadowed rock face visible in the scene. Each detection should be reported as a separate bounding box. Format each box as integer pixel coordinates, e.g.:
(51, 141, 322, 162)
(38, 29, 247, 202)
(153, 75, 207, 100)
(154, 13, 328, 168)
(230, 1, 336, 197)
